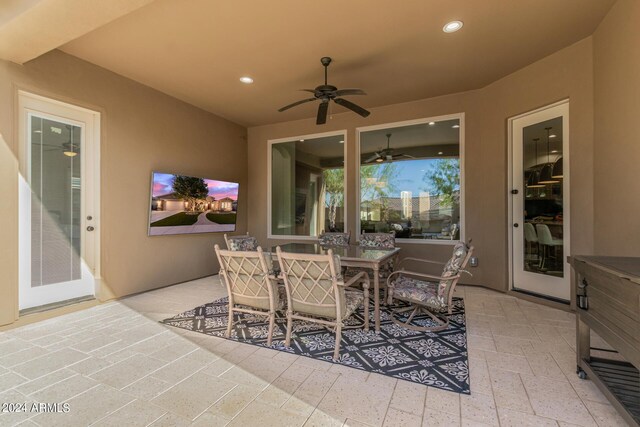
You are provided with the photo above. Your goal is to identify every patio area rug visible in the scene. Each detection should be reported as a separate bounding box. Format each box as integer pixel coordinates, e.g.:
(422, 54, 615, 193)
(161, 297, 470, 394)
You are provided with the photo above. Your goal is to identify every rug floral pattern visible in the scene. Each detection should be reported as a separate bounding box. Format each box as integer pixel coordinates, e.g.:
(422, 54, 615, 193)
(162, 297, 469, 394)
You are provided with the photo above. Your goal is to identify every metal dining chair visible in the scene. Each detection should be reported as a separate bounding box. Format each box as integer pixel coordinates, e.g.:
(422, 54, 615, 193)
(387, 240, 473, 331)
(276, 247, 370, 360)
(214, 245, 283, 346)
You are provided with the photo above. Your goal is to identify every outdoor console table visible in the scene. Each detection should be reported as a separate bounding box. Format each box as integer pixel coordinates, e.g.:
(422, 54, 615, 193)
(272, 243, 401, 333)
(569, 256, 640, 426)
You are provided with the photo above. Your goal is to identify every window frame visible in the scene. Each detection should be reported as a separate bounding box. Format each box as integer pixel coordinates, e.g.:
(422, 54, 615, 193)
(267, 129, 348, 240)
(355, 113, 465, 245)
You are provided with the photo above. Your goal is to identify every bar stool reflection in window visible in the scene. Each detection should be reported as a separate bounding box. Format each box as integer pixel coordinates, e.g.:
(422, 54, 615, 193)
(535, 224, 563, 270)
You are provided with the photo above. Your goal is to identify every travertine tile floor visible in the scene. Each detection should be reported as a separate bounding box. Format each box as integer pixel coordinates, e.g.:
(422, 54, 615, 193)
(0, 276, 630, 427)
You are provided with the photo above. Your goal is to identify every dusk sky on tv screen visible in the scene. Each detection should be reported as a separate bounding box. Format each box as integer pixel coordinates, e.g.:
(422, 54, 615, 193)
(152, 172, 239, 200)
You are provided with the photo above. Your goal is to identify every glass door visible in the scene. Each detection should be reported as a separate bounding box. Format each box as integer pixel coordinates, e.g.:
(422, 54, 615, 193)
(18, 93, 99, 310)
(510, 102, 569, 301)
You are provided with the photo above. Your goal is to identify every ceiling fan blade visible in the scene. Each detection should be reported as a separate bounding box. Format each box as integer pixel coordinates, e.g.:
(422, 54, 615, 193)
(300, 89, 317, 94)
(335, 89, 366, 96)
(334, 98, 370, 117)
(316, 101, 329, 125)
(392, 154, 414, 159)
(364, 152, 381, 163)
(278, 97, 316, 112)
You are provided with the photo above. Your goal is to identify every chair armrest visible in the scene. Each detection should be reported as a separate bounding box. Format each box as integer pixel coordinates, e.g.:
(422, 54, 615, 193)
(396, 257, 445, 270)
(340, 271, 370, 290)
(386, 269, 459, 288)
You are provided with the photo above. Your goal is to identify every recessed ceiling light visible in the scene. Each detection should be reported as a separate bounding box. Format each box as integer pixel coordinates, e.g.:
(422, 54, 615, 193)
(438, 151, 444, 155)
(549, 134, 557, 138)
(443, 21, 463, 33)
(452, 124, 460, 129)
(428, 122, 436, 126)
(239, 76, 254, 84)
(551, 150, 558, 153)
(299, 139, 305, 142)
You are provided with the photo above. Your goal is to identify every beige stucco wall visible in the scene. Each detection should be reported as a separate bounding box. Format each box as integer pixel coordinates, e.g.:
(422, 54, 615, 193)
(5, 4, 635, 326)
(593, 0, 640, 257)
(247, 37, 595, 292)
(0, 132, 18, 325)
(0, 50, 247, 325)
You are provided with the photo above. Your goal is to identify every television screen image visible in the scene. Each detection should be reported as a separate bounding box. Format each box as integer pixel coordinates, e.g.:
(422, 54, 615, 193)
(149, 172, 239, 236)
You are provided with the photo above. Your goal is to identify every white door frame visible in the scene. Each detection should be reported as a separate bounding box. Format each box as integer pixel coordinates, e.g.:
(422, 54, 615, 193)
(18, 91, 101, 310)
(508, 100, 570, 301)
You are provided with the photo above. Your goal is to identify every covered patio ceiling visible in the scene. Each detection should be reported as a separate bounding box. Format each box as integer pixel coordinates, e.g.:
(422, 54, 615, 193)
(50, 0, 615, 126)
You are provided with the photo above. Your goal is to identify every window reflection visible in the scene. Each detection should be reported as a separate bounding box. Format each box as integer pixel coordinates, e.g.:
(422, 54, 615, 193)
(523, 117, 564, 277)
(271, 135, 345, 236)
(359, 119, 462, 240)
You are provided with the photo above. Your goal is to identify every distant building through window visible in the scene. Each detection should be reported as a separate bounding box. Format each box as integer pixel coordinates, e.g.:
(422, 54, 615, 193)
(359, 117, 463, 241)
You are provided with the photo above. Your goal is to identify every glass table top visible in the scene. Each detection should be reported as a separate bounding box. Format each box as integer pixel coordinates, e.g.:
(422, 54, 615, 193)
(270, 243, 399, 262)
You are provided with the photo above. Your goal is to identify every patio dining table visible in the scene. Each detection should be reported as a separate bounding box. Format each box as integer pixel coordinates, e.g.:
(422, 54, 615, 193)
(271, 243, 401, 333)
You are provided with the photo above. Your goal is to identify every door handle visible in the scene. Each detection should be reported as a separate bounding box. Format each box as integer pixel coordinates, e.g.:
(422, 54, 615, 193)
(513, 223, 519, 228)
(87, 226, 95, 232)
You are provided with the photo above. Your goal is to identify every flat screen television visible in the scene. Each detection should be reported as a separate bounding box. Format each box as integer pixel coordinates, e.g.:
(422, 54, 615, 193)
(148, 171, 239, 236)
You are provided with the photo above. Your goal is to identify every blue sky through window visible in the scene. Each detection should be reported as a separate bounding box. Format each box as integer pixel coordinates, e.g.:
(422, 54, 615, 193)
(360, 158, 457, 200)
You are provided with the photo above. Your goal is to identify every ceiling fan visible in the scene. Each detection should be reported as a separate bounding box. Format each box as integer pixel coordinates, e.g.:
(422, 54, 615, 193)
(364, 133, 413, 163)
(278, 57, 371, 125)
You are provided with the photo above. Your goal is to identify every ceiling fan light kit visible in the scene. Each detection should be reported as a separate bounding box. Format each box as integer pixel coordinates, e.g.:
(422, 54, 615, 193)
(278, 57, 371, 125)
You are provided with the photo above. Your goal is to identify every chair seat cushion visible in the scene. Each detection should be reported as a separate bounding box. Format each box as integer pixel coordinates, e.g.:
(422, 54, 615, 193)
(228, 236, 258, 251)
(392, 276, 447, 312)
(359, 233, 395, 249)
(343, 289, 365, 319)
(319, 232, 350, 246)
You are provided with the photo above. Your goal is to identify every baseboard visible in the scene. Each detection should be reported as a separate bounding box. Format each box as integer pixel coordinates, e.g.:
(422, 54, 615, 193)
(509, 288, 572, 312)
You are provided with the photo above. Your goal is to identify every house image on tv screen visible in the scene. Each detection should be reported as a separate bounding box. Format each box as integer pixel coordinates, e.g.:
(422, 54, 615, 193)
(149, 172, 239, 236)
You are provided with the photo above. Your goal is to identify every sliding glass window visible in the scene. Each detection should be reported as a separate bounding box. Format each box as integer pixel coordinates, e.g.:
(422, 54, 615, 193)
(358, 117, 463, 242)
(269, 132, 346, 238)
